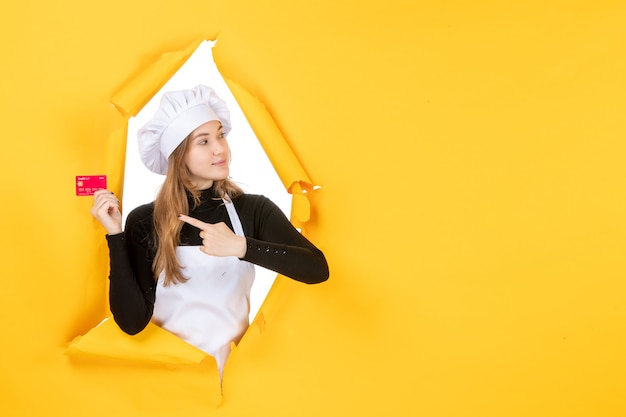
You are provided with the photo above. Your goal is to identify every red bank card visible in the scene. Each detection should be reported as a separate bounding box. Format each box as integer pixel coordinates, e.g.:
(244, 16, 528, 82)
(76, 175, 107, 196)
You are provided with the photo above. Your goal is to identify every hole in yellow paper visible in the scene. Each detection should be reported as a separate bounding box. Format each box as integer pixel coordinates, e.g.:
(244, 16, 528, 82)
(122, 40, 291, 322)
(67, 39, 318, 392)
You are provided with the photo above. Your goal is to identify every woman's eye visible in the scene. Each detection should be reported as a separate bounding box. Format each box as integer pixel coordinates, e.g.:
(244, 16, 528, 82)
(199, 139, 207, 145)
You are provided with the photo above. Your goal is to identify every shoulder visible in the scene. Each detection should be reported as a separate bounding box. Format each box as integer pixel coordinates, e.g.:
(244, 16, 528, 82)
(125, 202, 155, 243)
(232, 193, 270, 204)
(231, 193, 277, 214)
(126, 202, 154, 225)
(231, 193, 290, 228)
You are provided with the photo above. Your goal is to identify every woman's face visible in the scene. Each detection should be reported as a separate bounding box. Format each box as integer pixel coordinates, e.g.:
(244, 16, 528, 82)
(184, 120, 230, 189)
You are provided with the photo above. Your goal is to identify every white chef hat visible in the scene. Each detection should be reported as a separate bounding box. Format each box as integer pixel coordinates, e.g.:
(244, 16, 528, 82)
(137, 85, 231, 174)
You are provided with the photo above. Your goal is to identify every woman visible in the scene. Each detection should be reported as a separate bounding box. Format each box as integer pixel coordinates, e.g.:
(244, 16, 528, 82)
(91, 85, 329, 374)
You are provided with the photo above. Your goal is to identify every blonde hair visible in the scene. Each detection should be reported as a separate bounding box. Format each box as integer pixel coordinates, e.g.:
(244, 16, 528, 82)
(152, 134, 244, 286)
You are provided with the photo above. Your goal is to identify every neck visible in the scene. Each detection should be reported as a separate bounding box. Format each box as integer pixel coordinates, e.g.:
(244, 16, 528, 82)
(192, 180, 214, 190)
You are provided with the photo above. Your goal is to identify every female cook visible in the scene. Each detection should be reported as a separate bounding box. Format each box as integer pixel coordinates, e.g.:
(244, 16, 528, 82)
(91, 85, 329, 374)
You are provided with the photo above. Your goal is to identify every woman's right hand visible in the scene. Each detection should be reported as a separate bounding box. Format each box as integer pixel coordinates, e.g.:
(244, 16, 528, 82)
(91, 189, 123, 235)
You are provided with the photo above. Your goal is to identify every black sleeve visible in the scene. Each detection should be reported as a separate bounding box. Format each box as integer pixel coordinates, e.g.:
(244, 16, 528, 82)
(237, 195, 329, 284)
(105, 205, 156, 335)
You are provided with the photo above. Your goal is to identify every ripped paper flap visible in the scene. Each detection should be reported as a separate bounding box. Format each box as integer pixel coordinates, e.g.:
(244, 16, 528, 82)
(66, 316, 214, 368)
(225, 79, 316, 224)
(111, 38, 206, 118)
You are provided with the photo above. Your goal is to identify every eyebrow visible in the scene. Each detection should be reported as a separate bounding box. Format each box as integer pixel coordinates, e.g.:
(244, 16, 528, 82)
(191, 125, 223, 139)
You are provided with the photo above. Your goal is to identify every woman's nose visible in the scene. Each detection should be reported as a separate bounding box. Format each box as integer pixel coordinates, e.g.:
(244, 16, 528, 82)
(212, 141, 225, 154)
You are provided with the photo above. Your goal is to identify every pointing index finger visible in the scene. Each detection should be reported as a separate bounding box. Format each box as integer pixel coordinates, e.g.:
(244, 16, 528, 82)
(178, 214, 208, 230)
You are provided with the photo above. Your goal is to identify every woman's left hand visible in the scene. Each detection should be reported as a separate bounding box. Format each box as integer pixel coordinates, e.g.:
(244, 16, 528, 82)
(178, 214, 247, 258)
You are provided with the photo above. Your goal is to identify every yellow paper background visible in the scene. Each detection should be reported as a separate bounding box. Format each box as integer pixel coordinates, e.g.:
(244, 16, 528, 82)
(1, 1, 626, 416)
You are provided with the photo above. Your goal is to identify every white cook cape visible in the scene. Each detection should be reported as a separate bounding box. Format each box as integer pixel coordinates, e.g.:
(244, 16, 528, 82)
(152, 199, 255, 375)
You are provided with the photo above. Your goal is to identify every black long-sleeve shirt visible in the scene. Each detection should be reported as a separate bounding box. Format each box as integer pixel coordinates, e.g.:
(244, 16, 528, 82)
(106, 187, 329, 334)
